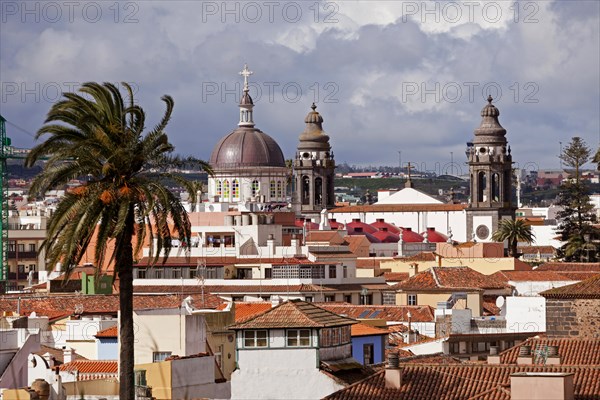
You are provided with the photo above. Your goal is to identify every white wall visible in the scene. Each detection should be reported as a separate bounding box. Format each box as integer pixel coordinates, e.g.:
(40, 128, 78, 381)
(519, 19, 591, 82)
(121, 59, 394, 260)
(133, 310, 207, 365)
(505, 296, 546, 333)
(232, 347, 344, 400)
(511, 280, 578, 296)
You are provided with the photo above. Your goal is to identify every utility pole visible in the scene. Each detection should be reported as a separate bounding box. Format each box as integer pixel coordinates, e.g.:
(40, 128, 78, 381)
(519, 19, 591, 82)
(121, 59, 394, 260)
(398, 151, 402, 174)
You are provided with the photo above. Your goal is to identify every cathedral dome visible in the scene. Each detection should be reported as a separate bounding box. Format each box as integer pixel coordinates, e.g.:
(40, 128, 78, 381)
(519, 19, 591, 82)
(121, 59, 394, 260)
(209, 127, 285, 169)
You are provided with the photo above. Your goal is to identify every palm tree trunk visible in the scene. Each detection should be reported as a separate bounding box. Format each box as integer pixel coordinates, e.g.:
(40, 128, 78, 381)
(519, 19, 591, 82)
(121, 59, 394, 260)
(510, 238, 518, 258)
(118, 208, 135, 400)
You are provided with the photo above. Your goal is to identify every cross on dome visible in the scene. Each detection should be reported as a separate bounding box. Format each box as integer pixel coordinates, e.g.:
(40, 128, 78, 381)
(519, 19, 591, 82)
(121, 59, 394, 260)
(239, 64, 253, 91)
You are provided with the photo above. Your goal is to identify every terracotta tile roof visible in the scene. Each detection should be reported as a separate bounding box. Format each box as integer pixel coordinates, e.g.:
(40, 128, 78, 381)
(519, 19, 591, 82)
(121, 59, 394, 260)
(36, 345, 86, 364)
(499, 338, 600, 365)
(234, 302, 273, 323)
(306, 231, 345, 245)
(95, 325, 118, 338)
(59, 360, 118, 379)
(133, 284, 332, 294)
(383, 272, 409, 282)
(0, 293, 224, 315)
(351, 323, 389, 337)
(536, 262, 600, 272)
(324, 365, 600, 400)
(541, 274, 600, 299)
(491, 270, 573, 282)
(229, 300, 357, 329)
(551, 272, 600, 281)
(331, 204, 468, 213)
(517, 245, 557, 255)
(394, 267, 511, 291)
(482, 296, 501, 316)
(318, 304, 435, 323)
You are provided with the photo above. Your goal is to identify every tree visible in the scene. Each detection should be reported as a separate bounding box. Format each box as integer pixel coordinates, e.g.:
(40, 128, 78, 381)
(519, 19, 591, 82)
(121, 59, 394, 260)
(593, 146, 600, 171)
(555, 137, 599, 262)
(559, 136, 590, 183)
(492, 219, 535, 257)
(25, 82, 211, 399)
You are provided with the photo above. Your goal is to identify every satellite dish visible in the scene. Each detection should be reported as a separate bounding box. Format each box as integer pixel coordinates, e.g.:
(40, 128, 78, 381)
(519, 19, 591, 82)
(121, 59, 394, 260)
(495, 296, 505, 308)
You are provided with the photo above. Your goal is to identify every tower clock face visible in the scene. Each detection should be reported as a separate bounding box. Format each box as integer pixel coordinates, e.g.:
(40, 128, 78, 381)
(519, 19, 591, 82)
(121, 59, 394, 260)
(476, 224, 490, 240)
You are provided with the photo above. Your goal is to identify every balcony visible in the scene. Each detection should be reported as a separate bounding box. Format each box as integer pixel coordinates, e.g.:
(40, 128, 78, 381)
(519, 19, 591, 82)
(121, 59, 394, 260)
(8, 251, 38, 259)
(7, 272, 39, 281)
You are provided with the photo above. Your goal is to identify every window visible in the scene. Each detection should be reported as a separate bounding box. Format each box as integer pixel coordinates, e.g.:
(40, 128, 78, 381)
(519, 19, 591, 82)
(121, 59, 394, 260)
(270, 180, 276, 198)
(287, 329, 311, 347)
(408, 294, 417, 306)
(18, 264, 25, 273)
(264, 268, 272, 279)
(232, 179, 240, 199)
(383, 292, 396, 305)
(343, 294, 352, 304)
(8, 241, 16, 252)
(28, 244, 36, 252)
(152, 351, 172, 362)
(329, 265, 337, 279)
(251, 180, 260, 197)
(216, 180, 222, 196)
(276, 181, 282, 198)
(223, 180, 230, 199)
(215, 344, 223, 367)
(137, 268, 146, 279)
(450, 342, 460, 354)
(171, 268, 181, 279)
(363, 344, 374, 365)
(343, 265, 348, 278)
(324, 295, 335, 302)
(244, 330, 268, 348)
(17, 243, 25, 252)
(305, 296, 313, 302)
(28, 264, 36, 272)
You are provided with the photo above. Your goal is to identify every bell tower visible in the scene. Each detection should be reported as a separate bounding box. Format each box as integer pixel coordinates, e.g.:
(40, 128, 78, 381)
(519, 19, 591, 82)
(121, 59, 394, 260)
(293, 103, 335, 217)
(465, 96, 515, 241)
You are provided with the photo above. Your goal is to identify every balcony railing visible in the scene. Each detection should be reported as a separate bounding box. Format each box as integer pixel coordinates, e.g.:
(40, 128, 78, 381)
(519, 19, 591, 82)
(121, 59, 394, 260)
(8, 251, 38, 259)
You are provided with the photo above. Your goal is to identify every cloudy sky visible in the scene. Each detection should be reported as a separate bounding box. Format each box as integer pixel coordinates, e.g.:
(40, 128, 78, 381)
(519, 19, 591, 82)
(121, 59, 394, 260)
(1, 0, 599, 174)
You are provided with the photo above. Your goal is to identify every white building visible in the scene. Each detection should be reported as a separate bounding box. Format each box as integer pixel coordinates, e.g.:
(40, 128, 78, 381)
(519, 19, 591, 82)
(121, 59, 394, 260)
(229, 300, 371, 400)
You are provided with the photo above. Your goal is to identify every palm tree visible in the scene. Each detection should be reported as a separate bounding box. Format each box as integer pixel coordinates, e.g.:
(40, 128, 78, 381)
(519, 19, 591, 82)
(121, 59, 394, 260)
(25, 82, 211, 399)
(491, 219, 535, 257)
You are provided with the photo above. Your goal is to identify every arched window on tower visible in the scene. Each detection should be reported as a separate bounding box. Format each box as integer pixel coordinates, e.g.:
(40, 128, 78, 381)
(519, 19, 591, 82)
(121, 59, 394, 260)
(478, 171, 487, 202)
(216, 180, 222, 197)
(315, 177, 323, 205)
(223, 180, 230, 200)
(504, 170, 512, 203)
(232, 179, 240, 200)
(251, 180, 260, 197)
(492, 173, 500, 202)
(302, 176, 310, 205)
(276, 181, 282, 199)
(270, 180, 276, 199)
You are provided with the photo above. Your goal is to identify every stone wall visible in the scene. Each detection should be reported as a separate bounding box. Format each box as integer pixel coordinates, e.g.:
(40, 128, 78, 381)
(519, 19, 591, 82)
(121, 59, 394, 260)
(546, 298, 600, 338)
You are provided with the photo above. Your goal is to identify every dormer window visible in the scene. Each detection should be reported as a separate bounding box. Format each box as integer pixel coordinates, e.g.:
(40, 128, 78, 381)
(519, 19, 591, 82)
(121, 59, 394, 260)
(244, 330, 268, 348)
(287, 329, 311, 347)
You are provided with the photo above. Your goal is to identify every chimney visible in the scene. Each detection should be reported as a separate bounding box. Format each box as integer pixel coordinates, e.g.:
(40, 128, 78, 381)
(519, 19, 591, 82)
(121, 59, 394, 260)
(546, 345, 561, 365)
(408, 263, 419, 277)
(267, 234, 275, 255)
(290, 234, 301, 255)
(517, 345, 533, 365)
(62, 346, 73, 364)
(487, 346, 501, 364)
(384, 352, 402, 389)
(510, 372, 574, 400)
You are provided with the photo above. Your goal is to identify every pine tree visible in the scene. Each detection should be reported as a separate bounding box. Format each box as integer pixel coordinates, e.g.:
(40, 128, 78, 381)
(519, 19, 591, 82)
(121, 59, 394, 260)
(555, 137, 599, 262)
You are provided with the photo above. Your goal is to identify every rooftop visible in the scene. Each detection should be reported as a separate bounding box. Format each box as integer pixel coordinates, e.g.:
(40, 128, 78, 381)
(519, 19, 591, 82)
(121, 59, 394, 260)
(541, 274, 600, 299)
(394, 267, 511, 291)
(318, 304, 435, 323)
(499, 338, 600, 365)
(95, 325, 118, 338)
(351, 323, 389, 337)
(229, 299, 357, 329)
(324, 364, 600, 400)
